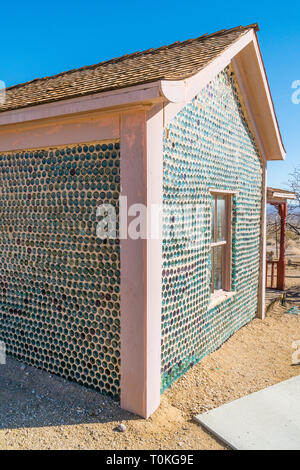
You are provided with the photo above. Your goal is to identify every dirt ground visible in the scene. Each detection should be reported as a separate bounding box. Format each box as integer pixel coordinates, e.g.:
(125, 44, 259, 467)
(0, 266, 300, 450)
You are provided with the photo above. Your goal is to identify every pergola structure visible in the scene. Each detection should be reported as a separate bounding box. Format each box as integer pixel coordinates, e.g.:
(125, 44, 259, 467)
(267, 187, 296, 290)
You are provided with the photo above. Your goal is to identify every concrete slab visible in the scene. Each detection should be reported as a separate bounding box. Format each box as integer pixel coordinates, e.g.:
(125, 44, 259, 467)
(195, 375, 300, 450)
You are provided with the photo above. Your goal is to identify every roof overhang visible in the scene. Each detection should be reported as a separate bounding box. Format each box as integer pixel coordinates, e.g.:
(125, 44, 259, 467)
(0, 29, 285, 162)
(267, 187, 296, 204)
(232, 32, 285, 161)
(0, 81, 164, 127)
(160, 29, 285, 161)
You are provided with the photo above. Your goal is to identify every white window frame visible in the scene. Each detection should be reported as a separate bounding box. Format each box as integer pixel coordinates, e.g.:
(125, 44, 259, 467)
(209, 189, 236, 297)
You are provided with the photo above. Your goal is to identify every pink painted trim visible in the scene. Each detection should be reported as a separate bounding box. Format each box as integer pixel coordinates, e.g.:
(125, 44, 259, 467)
(0, 81, 163, 127)
(120, 106, 163, 418)
(0, 112, 119, 152)
(258, 165, 267, 319)
(145, 104, 163, 417)
(163, 30, 285, 161)
(232, 44, 285, 161)
(163, 31, 255, 124)
(0, 99, 163, 418)
(120, 110, 148, 417)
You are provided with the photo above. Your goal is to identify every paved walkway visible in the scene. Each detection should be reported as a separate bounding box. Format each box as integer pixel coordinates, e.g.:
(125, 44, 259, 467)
(195, 375, 300, 450)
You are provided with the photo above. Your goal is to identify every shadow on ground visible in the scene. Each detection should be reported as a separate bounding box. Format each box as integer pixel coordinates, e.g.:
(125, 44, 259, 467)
(0, 356, 137, 430)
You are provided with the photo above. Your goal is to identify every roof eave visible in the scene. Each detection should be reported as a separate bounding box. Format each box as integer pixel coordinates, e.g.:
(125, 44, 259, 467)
(0, 81, 166, 127)
(0, 27, 285, 164)
(160, 29, 285, 161)
(232, 32, 285, 161)
(267, 187, 296, 203)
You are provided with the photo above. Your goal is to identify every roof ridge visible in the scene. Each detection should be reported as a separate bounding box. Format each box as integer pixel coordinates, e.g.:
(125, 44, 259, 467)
(5, 23, 258, 93)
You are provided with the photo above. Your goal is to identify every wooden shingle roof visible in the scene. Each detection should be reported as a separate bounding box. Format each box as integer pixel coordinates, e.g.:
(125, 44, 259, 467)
(1, 24, 258, 113)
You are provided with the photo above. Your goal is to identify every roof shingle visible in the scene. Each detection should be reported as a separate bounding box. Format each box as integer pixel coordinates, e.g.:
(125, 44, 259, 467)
(1, 24, 258, 113)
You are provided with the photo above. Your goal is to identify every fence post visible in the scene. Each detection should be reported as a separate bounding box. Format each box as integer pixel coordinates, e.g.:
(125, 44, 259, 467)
(277, 203, 287, 291)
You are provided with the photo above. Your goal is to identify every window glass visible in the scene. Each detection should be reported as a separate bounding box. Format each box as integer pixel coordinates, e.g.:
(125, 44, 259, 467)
(211, 198, 215, 242)
(210, 193, 232, 294)
(216, 196, 226, 242)
(213, 245, 223, 291)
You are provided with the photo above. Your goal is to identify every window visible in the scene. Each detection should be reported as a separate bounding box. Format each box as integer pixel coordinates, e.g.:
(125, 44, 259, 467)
(210, 192, 233, 294)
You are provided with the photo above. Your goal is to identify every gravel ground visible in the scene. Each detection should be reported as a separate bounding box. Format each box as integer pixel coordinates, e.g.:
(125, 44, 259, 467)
(0, 267, 299, 450)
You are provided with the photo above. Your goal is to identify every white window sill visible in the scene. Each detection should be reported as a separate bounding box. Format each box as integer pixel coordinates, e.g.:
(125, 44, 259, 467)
(208, 290, 236, 310)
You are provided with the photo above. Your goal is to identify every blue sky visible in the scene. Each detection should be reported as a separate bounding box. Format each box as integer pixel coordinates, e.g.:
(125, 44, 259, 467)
(1, 1, 299, 189)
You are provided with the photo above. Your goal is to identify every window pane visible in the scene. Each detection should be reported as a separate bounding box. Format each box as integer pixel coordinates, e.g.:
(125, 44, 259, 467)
(211, 198, 215, 242)
(217, 196, 226, 242)
(214, 245, 223, 290)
